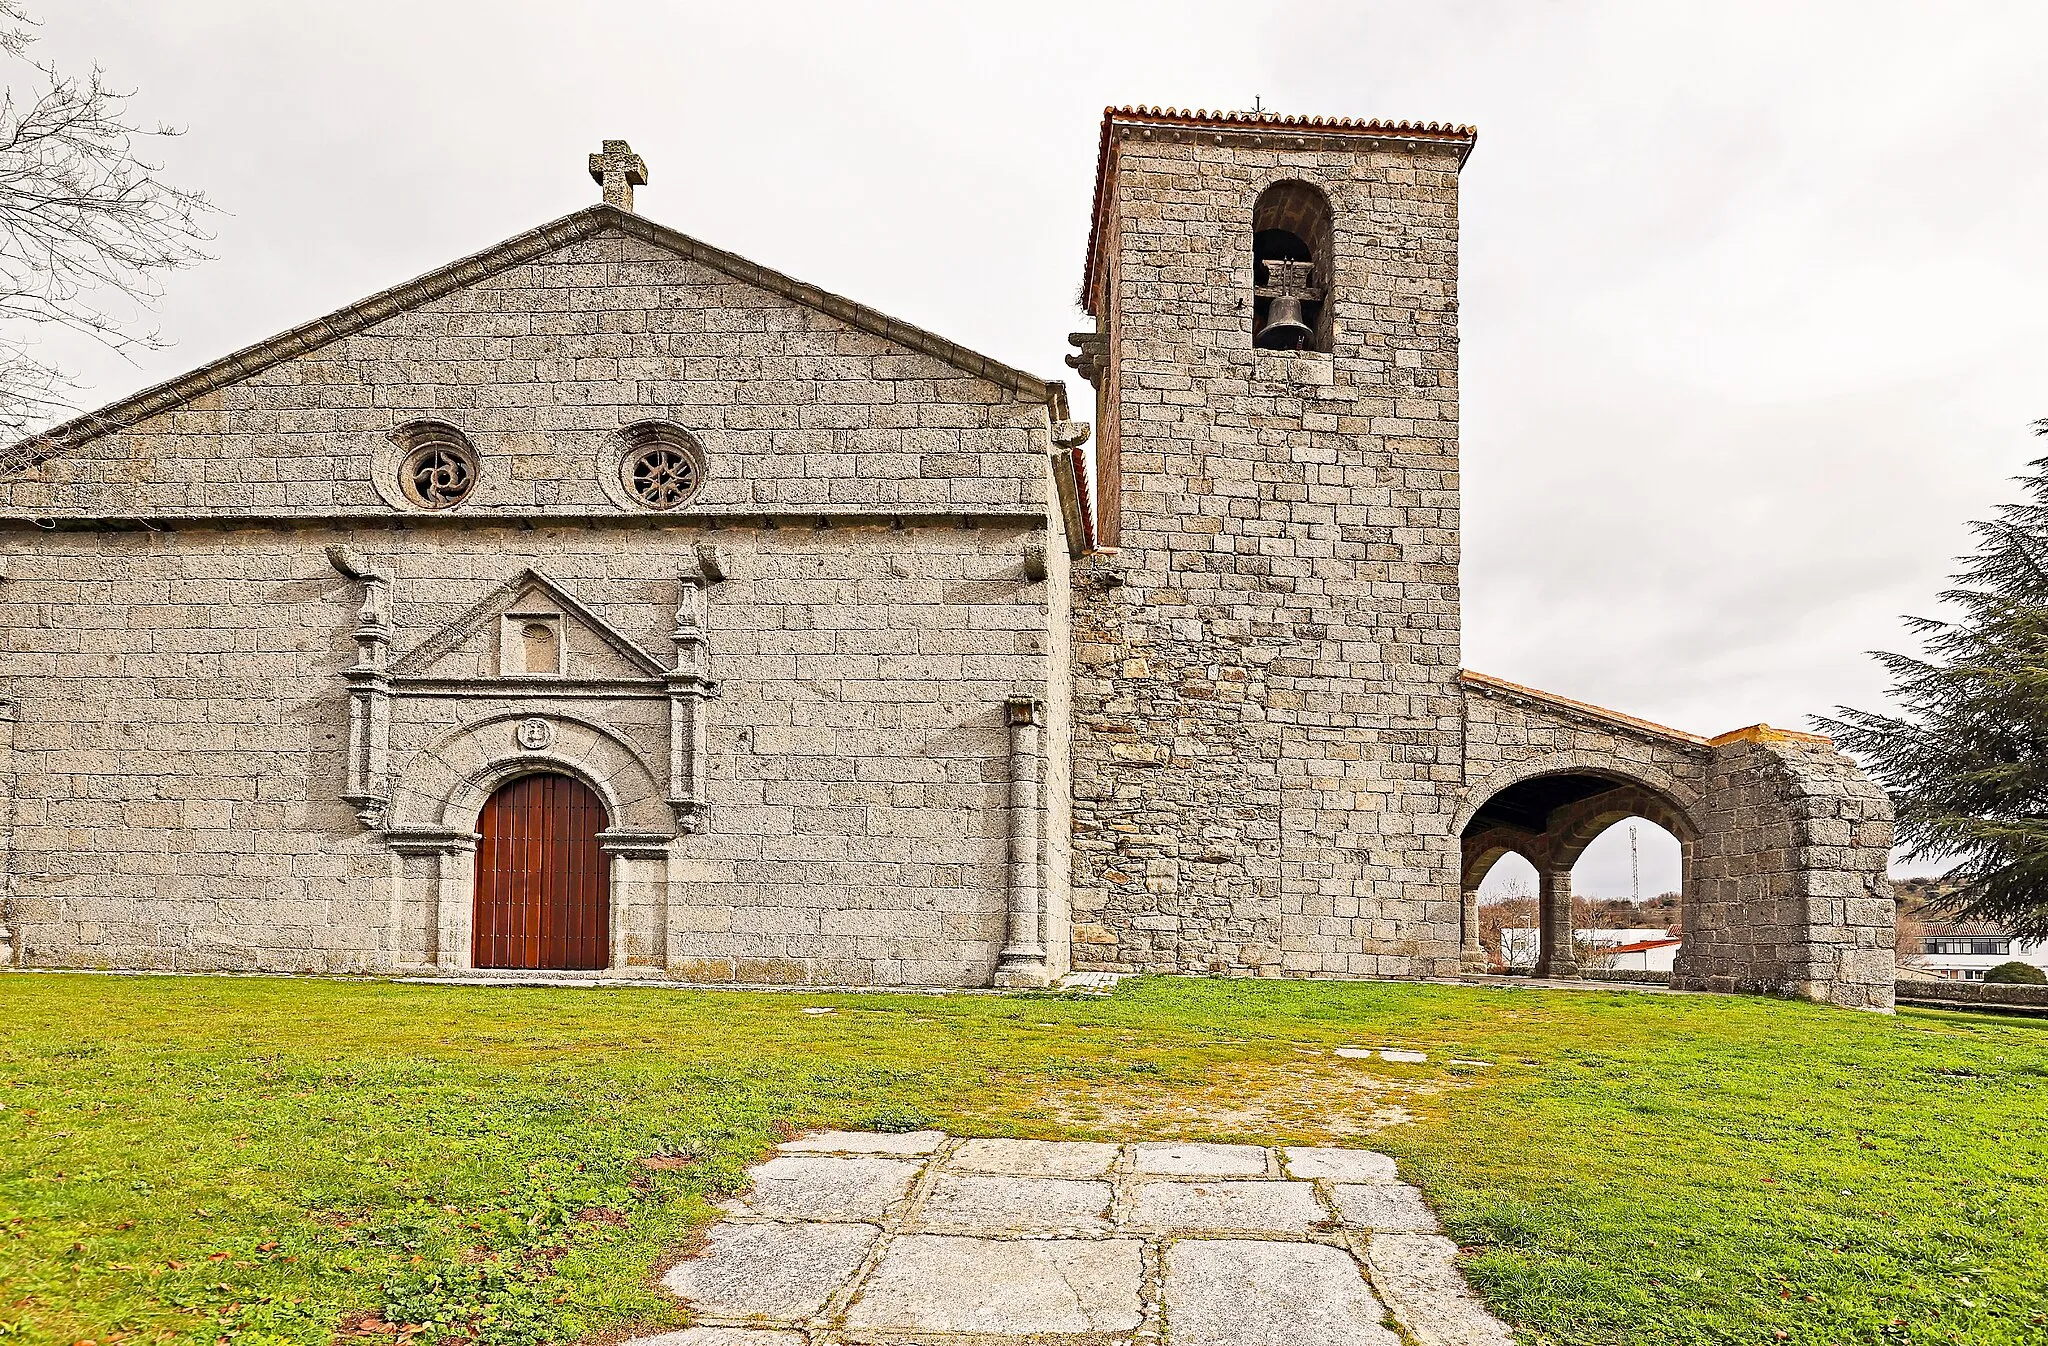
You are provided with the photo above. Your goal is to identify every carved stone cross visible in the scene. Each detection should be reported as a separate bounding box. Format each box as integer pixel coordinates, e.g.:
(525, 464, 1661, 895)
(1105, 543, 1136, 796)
(588, 139, 649, 211)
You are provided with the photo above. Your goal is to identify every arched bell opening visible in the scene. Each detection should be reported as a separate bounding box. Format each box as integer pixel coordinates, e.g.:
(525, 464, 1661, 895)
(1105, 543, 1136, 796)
(1252, 179, 1334, 352)
(1461, 770, 1701, 980)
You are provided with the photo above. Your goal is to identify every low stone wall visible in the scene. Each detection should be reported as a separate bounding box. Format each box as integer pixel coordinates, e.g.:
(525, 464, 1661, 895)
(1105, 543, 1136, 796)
(1579, 968, 1673, 986)
(1895, 980, 2048, 1012)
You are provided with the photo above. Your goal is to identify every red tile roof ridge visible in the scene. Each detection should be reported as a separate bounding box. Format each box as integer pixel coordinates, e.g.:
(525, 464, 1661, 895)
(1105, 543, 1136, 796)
(1603, 938, 1685, 955)
(1459, 670, 1712, 747)
(1104, 104, 1478, 136)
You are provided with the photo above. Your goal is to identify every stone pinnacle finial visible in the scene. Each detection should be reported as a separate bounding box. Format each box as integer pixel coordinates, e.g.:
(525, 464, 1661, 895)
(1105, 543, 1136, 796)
(588, 139, 648, 212)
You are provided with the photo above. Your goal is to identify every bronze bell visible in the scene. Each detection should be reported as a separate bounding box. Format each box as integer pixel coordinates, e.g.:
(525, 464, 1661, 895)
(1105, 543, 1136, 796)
(1256, 257, 1317, 350)
(1256, 293, 1314, 350)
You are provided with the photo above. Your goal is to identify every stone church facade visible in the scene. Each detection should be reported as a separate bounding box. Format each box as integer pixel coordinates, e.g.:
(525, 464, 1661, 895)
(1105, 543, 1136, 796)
(0, 115, 1898, 1007)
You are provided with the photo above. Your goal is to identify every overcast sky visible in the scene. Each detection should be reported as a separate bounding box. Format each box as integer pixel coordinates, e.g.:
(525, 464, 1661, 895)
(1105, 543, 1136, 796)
(19, 1, 2047, 896)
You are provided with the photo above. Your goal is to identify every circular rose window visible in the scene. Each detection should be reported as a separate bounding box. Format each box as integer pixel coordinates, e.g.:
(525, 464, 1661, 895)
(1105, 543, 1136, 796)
(393, 422, 479, 509)
(619, 424, 707, 510)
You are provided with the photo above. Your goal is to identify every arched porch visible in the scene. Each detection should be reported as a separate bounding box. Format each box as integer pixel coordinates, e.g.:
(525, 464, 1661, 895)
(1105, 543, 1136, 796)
(1459, 769, 1703, 979)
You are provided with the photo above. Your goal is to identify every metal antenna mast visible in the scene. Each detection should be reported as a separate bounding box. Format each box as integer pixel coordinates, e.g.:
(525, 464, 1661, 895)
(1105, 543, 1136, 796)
(1630, 824, 1641, 904)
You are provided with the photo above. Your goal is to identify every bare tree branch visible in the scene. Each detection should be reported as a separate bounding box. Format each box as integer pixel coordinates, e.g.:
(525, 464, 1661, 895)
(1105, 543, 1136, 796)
(0, 2, 213, 441)
(0, 3, 33, 59)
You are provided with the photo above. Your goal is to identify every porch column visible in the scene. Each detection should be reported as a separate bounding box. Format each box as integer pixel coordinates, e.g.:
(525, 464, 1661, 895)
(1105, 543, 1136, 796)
(1533, 864, 1580, 979)
(1460, 885, 1487, 974)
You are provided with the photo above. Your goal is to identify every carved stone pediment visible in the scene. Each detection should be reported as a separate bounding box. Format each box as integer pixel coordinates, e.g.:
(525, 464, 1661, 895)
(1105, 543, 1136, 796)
(329, 556, 723, 835)
(391, 567, 668, 687)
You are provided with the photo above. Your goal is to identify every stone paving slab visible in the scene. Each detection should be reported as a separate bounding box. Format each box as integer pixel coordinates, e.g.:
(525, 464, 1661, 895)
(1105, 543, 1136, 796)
(1165, 1239, 1402, 1346)
(845, 1234, 1144, 1334)
(661, 1220, 877, 1319)
(911, 1173, 1114, 1234)
(628, 1332, 805, 1346)
(949, 1136, 1121, 1178)
(648, 1131, 1512, 1346)
(1364, 1233, 1518, 1346)
(1283, 1145, 1399, 1182)
(779, 1129, 948, 1156)
(1331, 1181, 1442, 1231)
(1130, 1178, 1326, 1234)
(720, 1154, 919, 1222)
(1133, 1140, 1270, 1176)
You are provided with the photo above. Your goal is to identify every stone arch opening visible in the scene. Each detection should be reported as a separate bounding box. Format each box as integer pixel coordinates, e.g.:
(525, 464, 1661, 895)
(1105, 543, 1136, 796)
(1459, 770, 1702, 979)
(1561, 816, 1685, 976)
(1252, 179, 1334, 352)
(1469, 845, 1539, 970)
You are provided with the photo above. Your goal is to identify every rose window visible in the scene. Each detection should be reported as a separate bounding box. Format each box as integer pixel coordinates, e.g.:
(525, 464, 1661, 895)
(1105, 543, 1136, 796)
(619, 424, 707, 510)
(392, 422, 480, 509)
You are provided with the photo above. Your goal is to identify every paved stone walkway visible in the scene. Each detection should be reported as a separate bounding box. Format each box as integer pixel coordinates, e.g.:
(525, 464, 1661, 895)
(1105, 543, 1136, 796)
(636, 1130, 1512, 1346)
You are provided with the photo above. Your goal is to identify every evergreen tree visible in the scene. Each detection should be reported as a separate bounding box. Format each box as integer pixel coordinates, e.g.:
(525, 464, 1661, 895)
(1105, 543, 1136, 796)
(1820, 420, 2048, 939)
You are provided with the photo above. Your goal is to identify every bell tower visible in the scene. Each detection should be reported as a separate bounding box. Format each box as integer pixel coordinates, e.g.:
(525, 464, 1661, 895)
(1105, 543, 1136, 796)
(1067, 105, 1477, 979)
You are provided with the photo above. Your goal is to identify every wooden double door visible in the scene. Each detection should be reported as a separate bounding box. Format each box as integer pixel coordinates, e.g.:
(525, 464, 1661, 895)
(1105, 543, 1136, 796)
(472, 772, 610, 970)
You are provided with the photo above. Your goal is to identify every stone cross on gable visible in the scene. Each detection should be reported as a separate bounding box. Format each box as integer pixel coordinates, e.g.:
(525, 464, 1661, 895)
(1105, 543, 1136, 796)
(588, 139, 649, 212)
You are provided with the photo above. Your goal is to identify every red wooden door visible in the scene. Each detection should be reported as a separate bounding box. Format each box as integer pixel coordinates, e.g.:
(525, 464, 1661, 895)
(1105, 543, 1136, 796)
(472, 773, 609, 970)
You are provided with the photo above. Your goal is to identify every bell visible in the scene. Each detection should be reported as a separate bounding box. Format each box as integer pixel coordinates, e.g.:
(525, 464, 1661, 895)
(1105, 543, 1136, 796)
(1257, 293, 1314, 350)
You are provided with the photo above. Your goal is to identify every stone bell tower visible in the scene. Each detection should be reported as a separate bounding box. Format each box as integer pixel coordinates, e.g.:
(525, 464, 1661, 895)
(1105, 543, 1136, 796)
(1066, 105, 1478, 979)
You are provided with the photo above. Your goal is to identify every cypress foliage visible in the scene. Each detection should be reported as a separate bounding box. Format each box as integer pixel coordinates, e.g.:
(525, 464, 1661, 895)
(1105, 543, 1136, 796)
(1819, 421, 2048, 939)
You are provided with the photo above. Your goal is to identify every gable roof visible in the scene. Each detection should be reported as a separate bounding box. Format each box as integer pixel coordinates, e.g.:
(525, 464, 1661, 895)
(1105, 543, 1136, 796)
(390, 566, 667, 680)
(1080, 105, 1480, 317)
(1460, 670, 1835, 753)
(6, 204, 1071, 475)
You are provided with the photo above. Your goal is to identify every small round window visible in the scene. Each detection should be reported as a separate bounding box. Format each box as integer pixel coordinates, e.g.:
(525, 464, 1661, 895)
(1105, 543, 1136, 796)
(393, 421, 479, 509)
(619, 422, 707, 510)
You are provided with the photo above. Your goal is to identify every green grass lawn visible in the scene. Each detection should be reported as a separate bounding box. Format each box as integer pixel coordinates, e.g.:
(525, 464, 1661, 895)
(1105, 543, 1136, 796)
(1, 974, 2044, 1346)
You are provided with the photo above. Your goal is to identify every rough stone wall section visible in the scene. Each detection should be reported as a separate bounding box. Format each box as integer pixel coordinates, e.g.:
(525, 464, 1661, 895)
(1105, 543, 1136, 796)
(1678, 733, 1896, 1010)
(1070, 122, 1468, 981)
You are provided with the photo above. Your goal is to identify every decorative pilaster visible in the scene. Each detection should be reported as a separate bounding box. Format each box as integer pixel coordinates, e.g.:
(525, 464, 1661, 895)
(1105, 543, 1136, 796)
(600, 830, 673, 972)
(386, 829, 477, 972)
(667, 550, 724, 833)
(328, 547, 393, 828)
(0, 699, 17, 967)
(994, 697, 1050, 987)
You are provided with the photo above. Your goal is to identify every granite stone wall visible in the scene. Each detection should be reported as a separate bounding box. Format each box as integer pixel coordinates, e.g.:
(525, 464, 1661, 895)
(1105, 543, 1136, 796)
(1456, 678, 1894, 1008)
(1679, 734, 1896, 1010)
(0, 214, 1076, 987)
(1, 225, 1053, 520)
(1070, 122, 1467, 979)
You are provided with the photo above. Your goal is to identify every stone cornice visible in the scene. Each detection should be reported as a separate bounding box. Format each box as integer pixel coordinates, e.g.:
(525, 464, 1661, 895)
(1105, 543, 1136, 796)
(1459, 671, 1835, 752)
(0, 508, 1052, 533)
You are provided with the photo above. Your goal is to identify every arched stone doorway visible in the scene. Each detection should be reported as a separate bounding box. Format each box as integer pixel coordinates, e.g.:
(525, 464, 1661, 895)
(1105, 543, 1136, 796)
(1459, 770, 1702, 979)
(473, 772, 611, 970)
